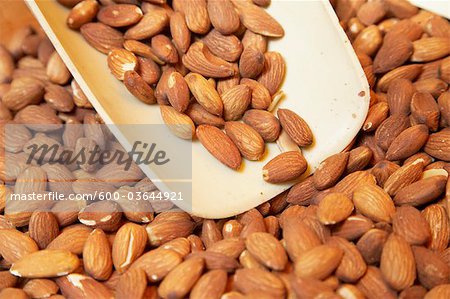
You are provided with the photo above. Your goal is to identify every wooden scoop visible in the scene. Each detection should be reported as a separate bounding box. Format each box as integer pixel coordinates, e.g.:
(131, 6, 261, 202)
(19, 0, 369, 218)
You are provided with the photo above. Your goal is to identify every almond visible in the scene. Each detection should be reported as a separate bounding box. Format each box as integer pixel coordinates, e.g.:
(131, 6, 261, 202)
(362, 102, 389, 132)
(384, 157, 425, 196)
(346, 146, 373, 174)
(380, 234, 416, 291)
(357, 0, 387, 26)
(277, 108, 313, 147)
(44, 84, 75, 112)
(411, 37, 450, 62)
(186, 103, 225, 127)
(0, 288, 28, 299)
(240, 78, 272, 110)
(207, 0, 240, 35)
(156, 69, 190, 112)
(353, 184, 396, 223)
(387, 19, 423, 41)
(146, 218, 195, 247)
(239, 46, 265, 79)
(160, 105, 195, 140)
(56, 273, 113, 298)
(375, 115, 410, 151)
(123, 70, 157, 104)
(124, 9, 168, 40)
(185, 72, 223, 116)
(190, 269, 227, 299)
(29, 211, 60, 249)
(392, 206, 431, 245)
(221, 85, 251, 121)
(112, 222, 147, 273)
(356, 229, 389, 265)
(224, 121, 265, 161)
(83, 229, 113, 281)
(424, 128, 450, 161)
(373, 35, 412, 74)
(78, 200, 122, 232)
(3, 78, 44, 111)
(258, 52, 285, 95)
(181, 0, 211, 34)
(16, 105, 63, 132)
(242, 109, 280, 142)
(158, 257, 204, 299)
(394, 175, 447, 206)
(203, 29, 243, 62)
(411, 92, 440, 131)
(97, 4, 143, 27)
(317, 192, 354, 225)
(438, 92, 450, 125)
(196, 124, 242, 170)
(116, 268, 147, 299)
(385, 124, 429, 161)
(414, 78, 448, 98)
(187, 251, 239, 272)
(294, 244, 343, 280)
(22, 279, 59, 298)
(80, 22, 124, 54)
(328, 236, 367, 283)
(47, 224, 92, 255)
(233, 268, 285, 297)
(182, 42, 236, 78)
(385, 0, 418, 19)
(353, 25, 383, 56)
(282, 217, 321, 262)
(230, 0, 284, 37)
(333, 171, 377, 198)
(242, 30, 268, 53)
(422, 204, 450, 252)
(413, 246, 450, 289)
(378, 64, 423, 92)
(67, 0, 99, 30)
(314, 152, 349, 190)
(10, 249, 79, 278)
(107, 48, 138, 81)
(170, 12, 191, 54)
(262, 151, 307, 183)
(357, 267, 397, 299)
(130, 249, 182, 282)
(245, 232, 287, 271)
(151, 34, 179, 64)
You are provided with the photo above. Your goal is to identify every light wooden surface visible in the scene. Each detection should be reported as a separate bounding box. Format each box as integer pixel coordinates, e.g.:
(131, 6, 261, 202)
(0, 0, 40, 45)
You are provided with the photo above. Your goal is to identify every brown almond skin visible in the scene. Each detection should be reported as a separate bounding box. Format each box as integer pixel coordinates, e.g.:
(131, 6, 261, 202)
(425, 128, 450, 161)
(313, 152, 349, 190)
(317, 192, 354, 225)
(422, 204, 450, 252)
(393, 206, 431, 246)
(97, 4, 143, 28)
(373, 35, 413, 74)
(380, 234, 416, 291)
(277, 109, 313, 147)
(327, 236, 367, 283)
(262, 151, 308, 183)
(357, 229, 389, 265)
(80, 22, 124, 54)
(242, 109, 281, 142)
(258, 51, 286, 95)
(411, 92, 440, 131)
(186, 103, 225, 128)
(196, 125, 242, 170)
(233, 268, 285, 298)
(438, 92, 450, 125)
(190, 269, 227, 299)
(375, 115, 410, 151)
(385, 124, 429, 161)
(393, 176, 447, 206)
(66, 0, 99, 30)
(224, 121, 265, 161)
(294, 245, 344, 280)
(353, 184, 396, 223)
(378, 64, 423, 92)
(245, 232, 287, 271)
(207, 0, 240, 35)
(170, 12, 191, 54)
(239, 46, 265, 79)
(387, 79, 416, 115)
(413, 246, 450, 289)
(124, 70, 156, 105)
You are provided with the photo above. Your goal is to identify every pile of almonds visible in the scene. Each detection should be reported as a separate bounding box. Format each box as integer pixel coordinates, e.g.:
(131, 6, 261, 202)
(0, 0, 450, 298)
(63, 0, 315, 183)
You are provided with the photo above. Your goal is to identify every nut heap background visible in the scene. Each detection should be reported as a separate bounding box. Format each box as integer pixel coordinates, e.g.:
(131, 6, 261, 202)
(0, 0, 449, 298)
